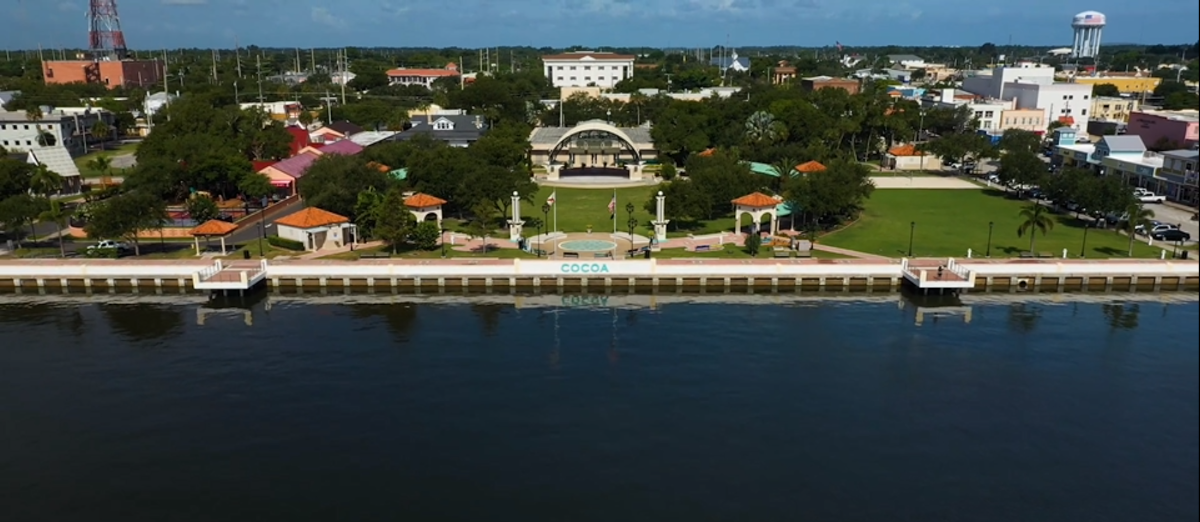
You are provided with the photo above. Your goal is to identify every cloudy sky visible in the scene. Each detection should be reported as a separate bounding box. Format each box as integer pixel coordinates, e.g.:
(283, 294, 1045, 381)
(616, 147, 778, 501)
(4, 0, 1198, 50)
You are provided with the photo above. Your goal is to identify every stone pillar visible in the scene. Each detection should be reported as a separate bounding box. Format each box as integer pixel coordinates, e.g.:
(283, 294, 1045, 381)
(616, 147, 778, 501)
(626, 163, 642, 181)
(546, 164, 561, 180)
(508, 190, 524, 242)
(651, 190, 669, 241)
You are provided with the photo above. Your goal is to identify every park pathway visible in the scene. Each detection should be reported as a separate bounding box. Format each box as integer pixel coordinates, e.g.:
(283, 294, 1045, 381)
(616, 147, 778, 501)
(812, 244, 891, 260)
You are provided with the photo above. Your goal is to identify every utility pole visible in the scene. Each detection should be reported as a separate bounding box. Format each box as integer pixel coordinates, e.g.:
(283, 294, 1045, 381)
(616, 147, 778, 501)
(339, 49, 347, 105)
(211, 49, 218, 84)
(256, 54, 264, 103)
(295, 48, 301, 74)
(234, 35, 242, 78)
(325, 89, 332, 122)
(310, 49, 316, 74)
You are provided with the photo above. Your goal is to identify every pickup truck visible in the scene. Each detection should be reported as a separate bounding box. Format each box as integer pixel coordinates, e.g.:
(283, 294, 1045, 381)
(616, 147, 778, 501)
(87, 240, 131, 252)
(1136, 191, 1166, 203)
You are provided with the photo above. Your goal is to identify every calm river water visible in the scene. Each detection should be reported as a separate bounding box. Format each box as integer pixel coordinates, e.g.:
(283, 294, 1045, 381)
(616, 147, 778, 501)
(0, 292, 1196, 522)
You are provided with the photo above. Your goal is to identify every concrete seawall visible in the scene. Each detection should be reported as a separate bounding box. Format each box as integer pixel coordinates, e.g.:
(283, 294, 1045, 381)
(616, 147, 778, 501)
(0, 258, 1196, 294)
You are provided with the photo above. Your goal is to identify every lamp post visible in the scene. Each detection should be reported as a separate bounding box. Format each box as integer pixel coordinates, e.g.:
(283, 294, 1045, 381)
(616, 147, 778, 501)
(535, 217, 543, 258)
(440, 226, 447, 258)
(607, 109, 612, 125)
(541, 203, 550, 256)
(907, 221, 916, 257)
(627, 217, 638, 255)
(986, 221, 994, 258)
(257, 217, 265, 257)
(1079, 222, 1090, 258)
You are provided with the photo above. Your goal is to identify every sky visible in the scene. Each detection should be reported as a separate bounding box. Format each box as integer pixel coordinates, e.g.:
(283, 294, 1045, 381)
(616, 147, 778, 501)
(3, 0, 1198, 51)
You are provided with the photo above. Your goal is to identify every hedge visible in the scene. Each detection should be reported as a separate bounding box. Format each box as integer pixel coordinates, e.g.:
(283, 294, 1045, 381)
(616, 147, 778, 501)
(267, 235, 305, 251)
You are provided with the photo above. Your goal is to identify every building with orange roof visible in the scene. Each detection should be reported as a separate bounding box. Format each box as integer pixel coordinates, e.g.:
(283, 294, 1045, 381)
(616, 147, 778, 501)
(189, 220, 239, 255)
(386, 63, 460, 89)
(404, 193, 448, 228)
(274, 207, 355, 251)
(885, 144, 942, 171)
(732, 192, 783, 236)
(795, 160, 827, 173)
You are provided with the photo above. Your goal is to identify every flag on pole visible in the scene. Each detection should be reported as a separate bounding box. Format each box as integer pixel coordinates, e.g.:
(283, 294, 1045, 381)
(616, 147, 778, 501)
(546, 191, 556, 206)
(836, 41, 843, 52)
(607, 193, 616, 217)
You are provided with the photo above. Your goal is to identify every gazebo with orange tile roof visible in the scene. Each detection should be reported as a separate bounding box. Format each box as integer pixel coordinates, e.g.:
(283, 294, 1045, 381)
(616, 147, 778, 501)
(189, 219, 239, 255)
(731, 192, 783, 235)
(274, 207, 355, 251)
(404, 192, 448, 229)
(795, 160, 827, 173)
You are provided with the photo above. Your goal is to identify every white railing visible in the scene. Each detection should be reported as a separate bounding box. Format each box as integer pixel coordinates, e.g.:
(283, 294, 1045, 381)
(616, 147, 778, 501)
(196, 260, 223, 281)
(946, 258, 971, 279)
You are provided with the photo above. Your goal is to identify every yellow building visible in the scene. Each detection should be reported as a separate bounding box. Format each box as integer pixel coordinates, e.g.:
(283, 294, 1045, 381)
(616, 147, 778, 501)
(998, 109, 1046, 132)
(1073, 76, 1161, 94)
(1090, 96, 1140, 122)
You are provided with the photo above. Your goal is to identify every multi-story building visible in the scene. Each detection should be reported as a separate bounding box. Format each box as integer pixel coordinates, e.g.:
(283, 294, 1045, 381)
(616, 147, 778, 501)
(542, 52, 635, 89)
(800, 76, 861, 95)
(385, 63, 460, 89)
(0, 107, 114, 155)
(922, 89, 1011, 131)
(41, 59, 162, 89)
(1089, 96, 1139, 122)
(1125, 109, 1199, 150)
(1159, 149, 1198, 205)
(962, 63, 1057, 99)
(998, 109, 1047, 133)
(960, 63, 1094, 132)
(238, 101, 304, 124)
(1071, 76, 1161, 95)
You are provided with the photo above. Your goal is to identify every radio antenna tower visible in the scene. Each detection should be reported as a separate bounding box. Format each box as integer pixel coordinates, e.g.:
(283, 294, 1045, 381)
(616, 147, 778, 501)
(88, 0, 129, 60)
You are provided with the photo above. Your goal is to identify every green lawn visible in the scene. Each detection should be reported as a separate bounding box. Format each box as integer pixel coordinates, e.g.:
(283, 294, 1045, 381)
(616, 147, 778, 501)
(74, 142, 139, 178)
(651, 246, 851, 259)
(529, 185, 731, 237)
(821, 189, 1167, 259)
(319, 245, 539, 260)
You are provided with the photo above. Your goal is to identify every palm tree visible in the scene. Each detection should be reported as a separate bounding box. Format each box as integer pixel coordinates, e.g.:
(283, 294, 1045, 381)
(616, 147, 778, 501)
(91, 120, 112, 150)
(29, 164, 63, 197)
(38, 200, 72, 257)
(744, 110, 787, 144)
(1016, 203, 1055, 254)
(1121, 202, 1155, 257)
(86, 155, 113, 184)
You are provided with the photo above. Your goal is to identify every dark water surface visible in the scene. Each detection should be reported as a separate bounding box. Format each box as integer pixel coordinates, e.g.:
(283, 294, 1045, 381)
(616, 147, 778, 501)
(1, 293, 1197, 522)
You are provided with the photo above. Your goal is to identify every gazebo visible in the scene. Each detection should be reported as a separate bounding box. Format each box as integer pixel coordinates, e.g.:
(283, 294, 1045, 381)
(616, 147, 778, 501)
(732, 192, 782, 235)
(190, 219, 239, 255)
(404, 193, 447, 228)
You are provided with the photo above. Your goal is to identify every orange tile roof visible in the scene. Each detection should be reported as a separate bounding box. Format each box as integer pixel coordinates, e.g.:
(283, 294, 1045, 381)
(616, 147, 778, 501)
(697, 148, 716, 157)
(189, 219, 238, 237)
(386, 68, 461, 78)
(366, 161, 391, 173)
(887, 145, 925, 157)
(731, 192, 779, 208)
(404, 193, 447, 208)
(795, 160, 827, 173)
(275, 207, 350, 229)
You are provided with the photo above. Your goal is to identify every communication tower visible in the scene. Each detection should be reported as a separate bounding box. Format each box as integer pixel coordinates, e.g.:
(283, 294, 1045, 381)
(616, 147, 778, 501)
(88, 0, 129, 60)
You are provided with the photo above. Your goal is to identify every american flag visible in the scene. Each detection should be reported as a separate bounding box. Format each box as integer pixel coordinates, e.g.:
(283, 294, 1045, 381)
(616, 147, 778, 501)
(607, 193, 616, 216)
(546, 191, 556, 206)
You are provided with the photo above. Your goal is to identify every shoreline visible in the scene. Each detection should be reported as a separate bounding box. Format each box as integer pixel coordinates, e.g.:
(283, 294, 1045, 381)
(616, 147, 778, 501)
(0, 257, 1197, 294)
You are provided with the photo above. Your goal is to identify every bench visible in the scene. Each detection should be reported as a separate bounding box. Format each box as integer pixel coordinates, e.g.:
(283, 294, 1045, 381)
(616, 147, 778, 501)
(1019, 251, 1054, 259)
(694, 244, 712, 252)
(795, 249, 812, 258)
(360, 251, 391, 259)
(594, 252, 612, 259)
(773, 248, 791, 258)
(532, 248, 549, 257)
(563, 252, 579, 259)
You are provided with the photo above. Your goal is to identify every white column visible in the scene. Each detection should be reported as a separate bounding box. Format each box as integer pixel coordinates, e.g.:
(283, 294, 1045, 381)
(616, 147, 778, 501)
(652, 189, 668, 241)
(508, 190, 524, 242)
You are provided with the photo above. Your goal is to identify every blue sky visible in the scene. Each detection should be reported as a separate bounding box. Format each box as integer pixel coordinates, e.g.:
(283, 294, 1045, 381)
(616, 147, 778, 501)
(4, 0, 1198, 50)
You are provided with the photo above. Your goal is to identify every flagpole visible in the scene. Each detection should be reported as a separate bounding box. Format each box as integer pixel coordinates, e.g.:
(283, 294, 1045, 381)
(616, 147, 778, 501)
(613, 189, 618, 235)
(554, 198, 558, 233)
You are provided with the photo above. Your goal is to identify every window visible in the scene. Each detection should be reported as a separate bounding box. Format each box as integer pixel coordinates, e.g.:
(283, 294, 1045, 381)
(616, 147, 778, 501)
(1083, 95, 1089, 100)
(984, 111, 994, 118)
(1081, 109, 1087, 116)
(570, 76, 576, 80)
(974, 111, 983, 119)
(569, 66, 576, 70)
(556, 76, 563, 81)
(584, 77, 590, 81)
(434, 120, 452, 130)
(1102, 104, 1110, 109)
(23, 124, 29, 129)
(556, 66, 563, 70)
(584, 66, 591, 70)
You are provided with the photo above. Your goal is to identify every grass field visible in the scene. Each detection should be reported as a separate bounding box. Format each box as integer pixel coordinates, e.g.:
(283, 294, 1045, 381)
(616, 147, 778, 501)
(821, 189, 1167, 258)
(529, 186, 729, 237)
(74, 142, 139, 178)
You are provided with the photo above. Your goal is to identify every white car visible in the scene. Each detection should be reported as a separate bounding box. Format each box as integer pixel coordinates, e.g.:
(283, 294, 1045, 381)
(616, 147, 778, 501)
(88, 240, 130, 251)
(1136, 192, 1166, 203)
(1135, 222, 1177, 236)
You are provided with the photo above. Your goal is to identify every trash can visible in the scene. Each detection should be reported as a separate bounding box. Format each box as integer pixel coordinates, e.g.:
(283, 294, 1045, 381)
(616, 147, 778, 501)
(1181, 250, 1189, 260)
(243, 249, 251, 260)
(644, 250, 651, 259)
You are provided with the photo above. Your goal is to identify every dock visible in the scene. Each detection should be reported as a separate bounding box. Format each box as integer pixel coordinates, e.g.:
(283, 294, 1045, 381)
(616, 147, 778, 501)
(901, 258, 976, 292)
(191, 260, 268, 293)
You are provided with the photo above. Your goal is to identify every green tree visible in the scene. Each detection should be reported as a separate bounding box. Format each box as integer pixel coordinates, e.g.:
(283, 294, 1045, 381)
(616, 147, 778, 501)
(411, 221, 441, 251)
(37, 199, 72, 257)
(91, 120, 112, 150)
(86, 155, 113, 181)
(84, 191, 168, 256)
(642, 180, 711, 231)
(237, 172, 274, 200)
(744, 110, 787, 145)
(1016, 203, 1054, 254)
(0, 194, 49, 245)
(185, 194, 220, 223)
(999, 129, 1042, 155)
(1162, 91, 1197, 111)
(659, 162, 677, 181)
(374, 189, 418, 253)
(922, 132, 991, 167)
(996, 150, 1045, 197)
(744, 231, 761, 257)
(465, 202, 498, 254)
(297, 154, 392, 219)
(29, 164, 63, 197)
(1121, 202, 1155, 257)
(685, 151, 760, 219)
(1092, 83, 1121, 97)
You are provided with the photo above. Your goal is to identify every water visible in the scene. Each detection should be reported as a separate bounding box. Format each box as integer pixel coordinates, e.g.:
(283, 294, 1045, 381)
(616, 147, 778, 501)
(1, 293, 1196, 521)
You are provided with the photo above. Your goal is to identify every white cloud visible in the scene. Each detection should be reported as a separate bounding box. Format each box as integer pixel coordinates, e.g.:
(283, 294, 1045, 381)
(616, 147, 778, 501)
(312, 7, 347, 29)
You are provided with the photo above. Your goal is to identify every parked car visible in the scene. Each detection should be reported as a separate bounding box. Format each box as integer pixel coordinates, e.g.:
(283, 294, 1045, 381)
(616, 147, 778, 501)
(1151, 228, 1192, 242)
(87, 240, 130, 252)
(986, 174, 1000, 184)
(1135, 222, 1177, 236)
(1136, 190, 1166, 203)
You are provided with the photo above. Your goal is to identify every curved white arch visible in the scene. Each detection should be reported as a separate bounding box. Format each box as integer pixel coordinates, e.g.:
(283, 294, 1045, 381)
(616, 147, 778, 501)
(550, 120, 642, 153)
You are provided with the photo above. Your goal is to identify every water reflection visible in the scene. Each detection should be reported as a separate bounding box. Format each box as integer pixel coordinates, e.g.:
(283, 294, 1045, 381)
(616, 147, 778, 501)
(1102, 303, 1141, 331)
(1006, 303, 1043, 334)
(101, 304, 185, 342)
(470, 303, 504, 337)
(348, 304, 419, 339)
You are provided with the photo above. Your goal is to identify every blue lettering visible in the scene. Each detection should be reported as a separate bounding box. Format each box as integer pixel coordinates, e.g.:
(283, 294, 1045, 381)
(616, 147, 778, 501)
(560, 263, 610, 274)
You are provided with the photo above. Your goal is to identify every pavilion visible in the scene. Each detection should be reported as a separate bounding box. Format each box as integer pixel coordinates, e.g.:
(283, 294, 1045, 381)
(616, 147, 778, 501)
(404, 193, 447, 228)
(732, 192, 782, 235)
(190, 219, 239, 255)
(529, 120, 659, 181)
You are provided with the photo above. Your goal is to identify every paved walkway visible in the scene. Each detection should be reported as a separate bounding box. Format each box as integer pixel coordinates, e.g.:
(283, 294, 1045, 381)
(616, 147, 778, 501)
(870, 176, 980, 189)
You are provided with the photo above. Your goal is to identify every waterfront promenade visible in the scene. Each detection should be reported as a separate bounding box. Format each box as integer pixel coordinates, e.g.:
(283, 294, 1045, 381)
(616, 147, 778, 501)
(0, 257, 1196, 293)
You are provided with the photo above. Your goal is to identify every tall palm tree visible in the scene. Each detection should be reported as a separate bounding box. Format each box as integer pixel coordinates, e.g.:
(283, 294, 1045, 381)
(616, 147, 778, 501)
(29, 164, 63, 197)
(744, 110, 787, 144)
(1121, 202, 1155, 257)
(38, 200, 72, 257)
(1016, 203, 1055, 253)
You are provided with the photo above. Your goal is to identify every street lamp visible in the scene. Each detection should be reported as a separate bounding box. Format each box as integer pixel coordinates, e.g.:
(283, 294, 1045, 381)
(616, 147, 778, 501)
(907, 221, 916, 257)
(627, 217, 638, 254)
(535, 217, 543, 258)
(986, 221, 994, 258)
(541, 203, 551, 255)
(607, 109, 612, 124)
(257, 217, 265, 257)
(1080, 222, 1090, 258)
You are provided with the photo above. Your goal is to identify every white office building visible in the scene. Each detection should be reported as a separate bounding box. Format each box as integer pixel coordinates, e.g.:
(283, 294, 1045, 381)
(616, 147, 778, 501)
(542, 51, 635, 89)
(962, 63, 1093, 133)
(0, 107, 114, 155)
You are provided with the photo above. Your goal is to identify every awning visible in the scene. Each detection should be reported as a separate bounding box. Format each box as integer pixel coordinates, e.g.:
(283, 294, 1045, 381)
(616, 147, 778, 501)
(270, 180, 292, 187)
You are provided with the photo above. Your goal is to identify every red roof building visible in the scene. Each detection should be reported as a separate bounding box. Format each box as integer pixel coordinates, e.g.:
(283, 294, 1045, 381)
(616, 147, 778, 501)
(285, 126, 312, 156)
(386, 63, 460, 89)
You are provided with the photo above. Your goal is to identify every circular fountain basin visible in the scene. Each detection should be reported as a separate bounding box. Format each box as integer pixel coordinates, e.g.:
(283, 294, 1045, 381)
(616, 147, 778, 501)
(559, 239, 619, 252)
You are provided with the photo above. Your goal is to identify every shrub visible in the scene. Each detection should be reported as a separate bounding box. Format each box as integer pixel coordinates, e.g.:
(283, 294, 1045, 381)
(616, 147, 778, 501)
(267, 235, 305, 251)
(83, 247, 120, 259)
(660, 162, 677, 181)
(411, 221, 441, 250)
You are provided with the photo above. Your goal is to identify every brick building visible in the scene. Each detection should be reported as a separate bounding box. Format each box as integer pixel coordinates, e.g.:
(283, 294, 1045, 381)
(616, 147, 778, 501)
(42, 59, 163, 89)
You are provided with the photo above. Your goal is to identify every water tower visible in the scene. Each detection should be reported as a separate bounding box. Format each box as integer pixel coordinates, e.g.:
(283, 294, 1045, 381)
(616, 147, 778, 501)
(1071, 11, 1106, 58)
